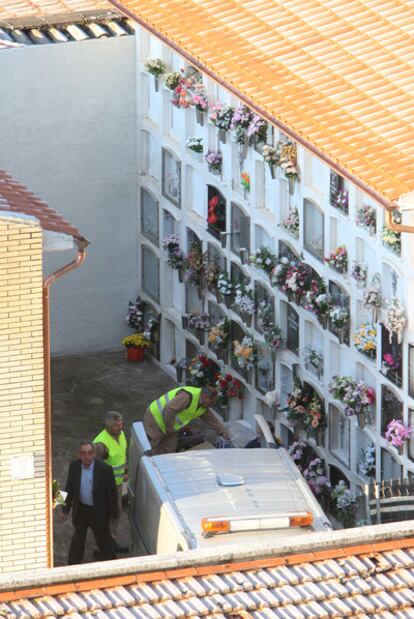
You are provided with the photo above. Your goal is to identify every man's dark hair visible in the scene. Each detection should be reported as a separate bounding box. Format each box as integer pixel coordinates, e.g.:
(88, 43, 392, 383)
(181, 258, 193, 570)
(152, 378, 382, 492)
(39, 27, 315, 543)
(79, 440, 94, 450)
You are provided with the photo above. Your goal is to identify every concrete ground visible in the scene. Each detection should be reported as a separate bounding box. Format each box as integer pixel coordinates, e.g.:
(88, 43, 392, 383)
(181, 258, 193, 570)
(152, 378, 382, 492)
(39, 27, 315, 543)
(51, 350, 176, 567)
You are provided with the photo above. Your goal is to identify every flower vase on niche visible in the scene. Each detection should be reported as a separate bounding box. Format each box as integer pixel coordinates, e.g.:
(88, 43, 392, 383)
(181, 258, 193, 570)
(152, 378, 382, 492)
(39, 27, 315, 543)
(177, 267, 184, 283)
(239, 141, 248, 163)
(356, 412, 366, 429)
(181, 316, 188, 329)
(318, 314, 328, 329)
(224, 295, 232, 309)
(294, 292, 302, 306)
(195, 108, 205, 126)
(176, 365, 183, 383)
(218, 128, 227, 144)
(288, 176, 295, 194)
(153, 76, 160, 92)
(243, 313, 252, 328)
(218, 349, 229, 364)
(197, 330, 205, 345)
(271, 349, 277, 364)
(215, 290, 223, 304)
(269, 164, 277, 179)
(287, 291, 294, 302)
(208, 166, 220, 176)
(197, 284, 204, 301)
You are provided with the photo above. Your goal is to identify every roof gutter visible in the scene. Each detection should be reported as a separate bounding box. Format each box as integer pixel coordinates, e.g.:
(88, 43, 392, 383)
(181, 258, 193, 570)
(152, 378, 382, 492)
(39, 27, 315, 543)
(109, 0, 414, 235)
(42, 234, 89, 568)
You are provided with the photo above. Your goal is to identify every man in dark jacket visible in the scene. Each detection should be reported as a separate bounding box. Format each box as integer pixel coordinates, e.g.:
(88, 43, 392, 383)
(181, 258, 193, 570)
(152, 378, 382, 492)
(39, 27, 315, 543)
(62, 440, 118, 564)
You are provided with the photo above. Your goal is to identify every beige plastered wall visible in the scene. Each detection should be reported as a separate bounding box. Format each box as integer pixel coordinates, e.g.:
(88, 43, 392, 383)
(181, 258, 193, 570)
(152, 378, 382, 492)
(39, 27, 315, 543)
(0, 214, 47, 572)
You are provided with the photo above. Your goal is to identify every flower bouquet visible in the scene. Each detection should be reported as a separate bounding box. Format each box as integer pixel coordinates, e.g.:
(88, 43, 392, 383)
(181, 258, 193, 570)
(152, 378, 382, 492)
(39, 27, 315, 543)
(216, 272, 233, 304)
(303, 458, 331, 496)
(329, 375, 375, 425)
(302, 278, 330, 321)
(233, 336, 256, 371)
(208, 319, 229, 353)
(257, 298, 274, 330)
(270, 256, 290, 288)
(191, 82, 209, 124)
(279, 142, 298, 192)
(331, 481, 356, 528)
(325, 245, 348, 273)
(305, 393, 325, 430)
(209, 103, 234, 142)
(184, 242, 205, 286)
(234, 283, 255, 323)
(283, 260, 308, 302)
(286, 379, 310, 427)
(352, 324, 377, 358)
(215, 372, 244, 405)
(329, 306, 349, 330)
(144, 57, 166, 91)
(382, 225, 401, 254)
(262, 144, 279, 177)
(126, 296, 144, 331)
(384, 419, 411, 448)
(280, 205, 299, 238)
(362, 286, 381, 309)
(164, 71, 181, 90)
(163, 234, 185, 271)
(358, 443, 376, 478)
(171, 72, 193, 108)
(350, 261, 367, 285)
(207, 194, 225, 230)
(303, 347, 323, 372)
(382, 353, 400, 372)
(247, 114, 268, 145)
(122, 333, 151, 348)
(205, 150, 223, 174)
(186, 136, 203, 153)
(263, 325, 282, 353)
(187, 354, 217, 387)
(288, 440, 307, 469)
(332, 189, 349, 213)
(187, 313, 210, 331)
(249, 246, 277, 276)
(384, 297, 406, 343)
(231, 105, 254, 146)
(241, 171, 250, 193)
(356, 204, 376, 232)
(204, 259, 221, 290)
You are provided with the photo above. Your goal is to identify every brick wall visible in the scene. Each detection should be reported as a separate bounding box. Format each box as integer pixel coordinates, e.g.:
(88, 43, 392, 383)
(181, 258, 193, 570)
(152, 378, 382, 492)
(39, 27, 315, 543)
(0, 214, 47, 572)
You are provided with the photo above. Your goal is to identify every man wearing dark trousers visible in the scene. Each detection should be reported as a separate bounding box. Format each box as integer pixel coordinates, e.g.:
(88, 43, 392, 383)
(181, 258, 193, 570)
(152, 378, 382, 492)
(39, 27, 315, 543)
(62, 440, 118, 564)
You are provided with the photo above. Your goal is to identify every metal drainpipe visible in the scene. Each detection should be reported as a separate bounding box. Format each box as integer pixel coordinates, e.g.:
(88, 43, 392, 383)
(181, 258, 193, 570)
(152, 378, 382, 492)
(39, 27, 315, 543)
(385, 207, 414, 234)
(42, 235, 89, 568)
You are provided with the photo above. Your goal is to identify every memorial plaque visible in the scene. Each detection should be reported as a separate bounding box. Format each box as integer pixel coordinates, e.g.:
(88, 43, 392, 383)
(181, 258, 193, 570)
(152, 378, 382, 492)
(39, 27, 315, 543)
(286, 305, 299, 355)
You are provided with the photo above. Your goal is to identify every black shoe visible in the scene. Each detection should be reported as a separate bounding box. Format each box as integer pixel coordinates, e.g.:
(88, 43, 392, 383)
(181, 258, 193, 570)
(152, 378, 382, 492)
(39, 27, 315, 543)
(93, 550, 104, 560)
(115, 543, 129, 553)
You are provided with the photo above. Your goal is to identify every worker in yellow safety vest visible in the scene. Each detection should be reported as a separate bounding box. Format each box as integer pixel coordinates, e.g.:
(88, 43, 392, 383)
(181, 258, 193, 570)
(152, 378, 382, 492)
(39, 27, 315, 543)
(144, 386, 229, 455)
(93, 411, 128, 554)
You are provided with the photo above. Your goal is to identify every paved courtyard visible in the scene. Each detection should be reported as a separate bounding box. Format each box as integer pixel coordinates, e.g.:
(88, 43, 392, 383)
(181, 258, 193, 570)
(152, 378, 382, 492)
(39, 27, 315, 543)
(51, 350, 176, 566)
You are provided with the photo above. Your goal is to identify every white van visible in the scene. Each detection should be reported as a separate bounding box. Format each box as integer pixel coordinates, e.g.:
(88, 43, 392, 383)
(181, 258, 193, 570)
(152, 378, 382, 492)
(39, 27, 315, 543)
(128, 418, 332, 554)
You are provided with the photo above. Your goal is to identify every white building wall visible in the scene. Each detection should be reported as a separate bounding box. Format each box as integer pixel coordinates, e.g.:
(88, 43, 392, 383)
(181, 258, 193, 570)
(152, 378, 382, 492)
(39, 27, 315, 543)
(0, 36, 137, 354)
(135, 27, 414, 493)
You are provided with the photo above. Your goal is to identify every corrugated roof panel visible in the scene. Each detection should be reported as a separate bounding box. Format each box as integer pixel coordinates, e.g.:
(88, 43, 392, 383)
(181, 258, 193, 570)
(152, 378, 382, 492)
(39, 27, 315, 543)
(108, 0, 414, 203)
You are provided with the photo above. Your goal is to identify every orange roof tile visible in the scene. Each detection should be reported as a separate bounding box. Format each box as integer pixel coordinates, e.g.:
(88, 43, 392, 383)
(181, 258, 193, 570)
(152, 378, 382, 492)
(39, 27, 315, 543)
(0, 0, 113, 23)
(0, 170, 81, 237)
(2, 537, 414, 616)
(110, 0, 414, 206)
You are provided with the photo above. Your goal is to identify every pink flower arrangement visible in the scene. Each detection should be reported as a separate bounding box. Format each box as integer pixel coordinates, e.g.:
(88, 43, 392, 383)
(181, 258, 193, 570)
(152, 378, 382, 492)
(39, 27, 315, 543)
(384, 419, 411, 448)
(383, 353, 400, 371)
(191, 82, 209, 111)
(325, 245, 348, 273)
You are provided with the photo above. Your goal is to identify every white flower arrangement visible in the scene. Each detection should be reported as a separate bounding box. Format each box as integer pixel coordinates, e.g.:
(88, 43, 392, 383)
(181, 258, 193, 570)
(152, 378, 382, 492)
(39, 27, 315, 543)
(362, 286, 382, 308)
(233, 336, 256, 370)
(186, 136, 203, 153)
(144, 58, 166, 77)
(263, 389, 280, 408)
(234, 284, 255, 315)
(217, 272, 233, 296)
(358, 443, 376, 478)
(329, 306, 349, 329)
(384, 297, 406, 344)
(303, 347, 323, 370)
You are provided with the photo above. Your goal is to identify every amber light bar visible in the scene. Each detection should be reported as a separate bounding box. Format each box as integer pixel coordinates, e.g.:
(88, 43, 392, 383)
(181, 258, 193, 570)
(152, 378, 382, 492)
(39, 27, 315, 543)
(201, 512, 313, 535)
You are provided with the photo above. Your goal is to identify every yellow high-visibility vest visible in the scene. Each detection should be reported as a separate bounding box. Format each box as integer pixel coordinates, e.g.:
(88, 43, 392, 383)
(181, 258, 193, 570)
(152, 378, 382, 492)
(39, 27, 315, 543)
(93, 429, 127, 486)
(149, 386, 206, 434)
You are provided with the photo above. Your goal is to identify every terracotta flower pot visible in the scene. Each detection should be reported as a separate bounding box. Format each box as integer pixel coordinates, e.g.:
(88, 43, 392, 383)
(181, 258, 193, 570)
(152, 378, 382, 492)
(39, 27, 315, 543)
(126, 346, 145, 362)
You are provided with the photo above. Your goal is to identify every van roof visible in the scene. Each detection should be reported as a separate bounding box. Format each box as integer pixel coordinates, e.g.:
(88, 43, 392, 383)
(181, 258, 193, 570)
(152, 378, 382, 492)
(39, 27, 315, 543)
(151, 447, 329, 547)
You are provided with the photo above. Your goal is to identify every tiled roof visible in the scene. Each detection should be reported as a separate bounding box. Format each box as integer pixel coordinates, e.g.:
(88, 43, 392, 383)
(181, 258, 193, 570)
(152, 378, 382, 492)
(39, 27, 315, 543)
(0, 17, 133, 45)
(0, 0, 113, 23)
(0, 170, 81, 237)
(2, 537, 414, 617)
(110, 0, 414, 207)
